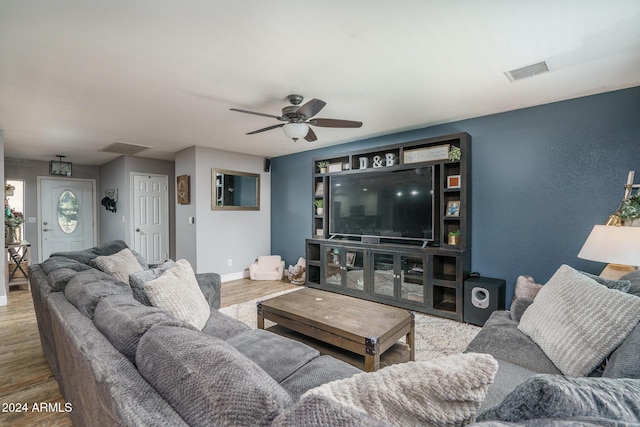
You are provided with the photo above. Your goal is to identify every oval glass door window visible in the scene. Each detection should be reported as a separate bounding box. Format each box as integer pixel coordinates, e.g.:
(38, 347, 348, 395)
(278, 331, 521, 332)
(58, 190, 79, 234)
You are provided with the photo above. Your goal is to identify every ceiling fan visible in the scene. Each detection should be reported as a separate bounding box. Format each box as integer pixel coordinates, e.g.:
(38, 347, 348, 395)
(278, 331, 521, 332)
(230, 94, 363, 142)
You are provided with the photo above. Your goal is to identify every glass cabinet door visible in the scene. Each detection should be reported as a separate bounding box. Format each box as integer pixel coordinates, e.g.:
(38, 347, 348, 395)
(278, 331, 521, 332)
(400, 255, 425, 303)
(323, 246, 343, 287)
(372, 252, 395, 298)
(344, 249, 365, 291)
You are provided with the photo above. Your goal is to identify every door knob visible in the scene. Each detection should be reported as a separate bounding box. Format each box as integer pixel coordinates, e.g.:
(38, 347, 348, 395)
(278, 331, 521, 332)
(43, 228, 51, 232)
(136, 228, 140, 232)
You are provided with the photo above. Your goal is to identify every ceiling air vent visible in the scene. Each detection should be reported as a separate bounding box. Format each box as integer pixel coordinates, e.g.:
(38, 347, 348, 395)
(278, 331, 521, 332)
(504, 61, 549, 82)
(100, 142, 151, 155)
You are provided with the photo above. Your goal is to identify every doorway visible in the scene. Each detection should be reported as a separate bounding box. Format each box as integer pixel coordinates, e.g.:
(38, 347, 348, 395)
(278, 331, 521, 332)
(38, 177, 97, 262)
(131, 173, 169, 265)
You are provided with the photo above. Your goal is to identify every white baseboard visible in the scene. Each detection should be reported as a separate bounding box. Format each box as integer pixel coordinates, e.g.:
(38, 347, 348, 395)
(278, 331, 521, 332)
(220, 270, 249, 283)
(0, 295, 7, 306)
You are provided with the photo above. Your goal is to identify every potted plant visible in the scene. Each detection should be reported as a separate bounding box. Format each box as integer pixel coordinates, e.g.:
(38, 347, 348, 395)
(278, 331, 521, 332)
(314, 199, 324, 215)
(317, 161, 329, 174)
(448, 229, 460, 245)
(619, 192, 640, 226)
(5, 208, 24, 244)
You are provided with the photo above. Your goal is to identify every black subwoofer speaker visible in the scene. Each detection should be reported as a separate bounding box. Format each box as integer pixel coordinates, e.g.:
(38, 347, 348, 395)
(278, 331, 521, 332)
(463, 276, 506, 326)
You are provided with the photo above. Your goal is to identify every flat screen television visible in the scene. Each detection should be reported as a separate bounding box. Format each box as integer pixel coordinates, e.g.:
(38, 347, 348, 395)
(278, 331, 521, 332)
(329, 167, 434, 243)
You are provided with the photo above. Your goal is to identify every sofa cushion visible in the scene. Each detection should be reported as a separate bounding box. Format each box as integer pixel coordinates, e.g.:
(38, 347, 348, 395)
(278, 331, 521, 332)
(91, 248, 144, 284)
(465, 311, 561, 375)
(477, 375, 640, 424)
(64, 269, 133, 319)
(47, 266, 91, 292)
(620, 270, 640, 297)
(201, 309, 251, 340)
(51, 239, 130, 265)
(226, 329, 320, 383)
(93, 293, 195, 364)
(302, 353, 498, 427)
(136, 325, 292, 426)
(518, 264, 640, 377)
(41, 255, 92, 276)
(603, 320, 640, 379)
(129, 260, 175, 305)
(144, 259, 210, 330)
(280, 355, 361, 401)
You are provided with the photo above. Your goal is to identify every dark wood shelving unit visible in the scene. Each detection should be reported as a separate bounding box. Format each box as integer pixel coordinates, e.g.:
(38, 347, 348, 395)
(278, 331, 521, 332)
(306, 132, 471, 321)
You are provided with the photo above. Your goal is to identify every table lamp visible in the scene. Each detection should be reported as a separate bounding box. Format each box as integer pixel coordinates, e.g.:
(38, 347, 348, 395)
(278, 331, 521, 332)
(577, 225, 640, 279)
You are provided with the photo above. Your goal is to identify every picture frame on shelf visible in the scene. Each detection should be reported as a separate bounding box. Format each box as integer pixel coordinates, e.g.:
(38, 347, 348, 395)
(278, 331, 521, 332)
(328, 163, 343, 173)
(446, 200, 460, 217)
(315, 182, 324, 197)
(346, 252, 356, 267)
(447, 175, 461, 189)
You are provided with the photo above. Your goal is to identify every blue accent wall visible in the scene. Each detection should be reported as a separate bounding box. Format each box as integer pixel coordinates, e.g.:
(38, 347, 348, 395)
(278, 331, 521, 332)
(271, 86, 640, 302)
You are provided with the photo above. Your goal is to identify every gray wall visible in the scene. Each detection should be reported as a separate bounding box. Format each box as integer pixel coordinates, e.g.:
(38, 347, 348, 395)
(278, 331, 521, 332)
(270, 86, 640, 303)
(174, 146, 271, 279)
(0, 131, 5, 305)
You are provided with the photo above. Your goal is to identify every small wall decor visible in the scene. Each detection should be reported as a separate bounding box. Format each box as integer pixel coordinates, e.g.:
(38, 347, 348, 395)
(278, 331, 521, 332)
(359, 157, 369, 169)
(372, 155, 384, 168)
(447, 175, 461, 189)
(101, 189, 118, 213)
(315, 182, 324, 197)
(177, 175, 190, 204)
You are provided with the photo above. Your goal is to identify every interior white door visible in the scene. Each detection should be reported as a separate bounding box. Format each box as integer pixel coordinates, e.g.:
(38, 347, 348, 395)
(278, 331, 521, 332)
(132, 173, 169, 264)
(39, 178, 96, 261)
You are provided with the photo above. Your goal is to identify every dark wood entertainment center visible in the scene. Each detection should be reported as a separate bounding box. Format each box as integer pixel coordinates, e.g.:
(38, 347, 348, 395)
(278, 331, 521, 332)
(305, 132, 471, 321)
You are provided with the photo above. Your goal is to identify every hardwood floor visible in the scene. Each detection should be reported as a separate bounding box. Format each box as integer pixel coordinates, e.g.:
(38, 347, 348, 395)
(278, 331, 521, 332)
(0, 278, 298, 426)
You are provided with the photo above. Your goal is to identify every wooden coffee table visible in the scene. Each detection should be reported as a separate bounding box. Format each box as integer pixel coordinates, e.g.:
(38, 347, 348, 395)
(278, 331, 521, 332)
(257, 288, 415, 372)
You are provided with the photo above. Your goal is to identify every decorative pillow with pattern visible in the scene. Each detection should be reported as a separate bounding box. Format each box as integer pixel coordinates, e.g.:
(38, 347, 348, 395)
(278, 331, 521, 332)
(302, 353, 498, 426)
(92, 248, 144, 284)
(518, 264, 640, 377)
(143, 259, 210, 330)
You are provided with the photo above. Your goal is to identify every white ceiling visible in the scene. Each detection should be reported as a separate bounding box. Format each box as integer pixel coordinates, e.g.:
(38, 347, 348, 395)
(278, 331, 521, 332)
(1, 1, 639, 166)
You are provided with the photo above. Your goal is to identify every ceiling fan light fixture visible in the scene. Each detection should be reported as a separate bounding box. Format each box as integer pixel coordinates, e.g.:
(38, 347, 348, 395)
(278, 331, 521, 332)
(283, 123, 308, 141)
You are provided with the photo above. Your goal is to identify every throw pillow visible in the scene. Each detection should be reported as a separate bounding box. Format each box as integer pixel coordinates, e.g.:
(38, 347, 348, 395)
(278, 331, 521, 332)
(518, 264, 640, 377)
(513, 275, 542, 301)
(580, 270, 630, 292)
(92, 248, 144, 284)
(302, 353, 498, 426)
(136, 325, 292, 426)
(143, 259, 210, 330)
(129, 260, 175, 305)
(477, 374, 640, 423)
(620, 270, 640, 297)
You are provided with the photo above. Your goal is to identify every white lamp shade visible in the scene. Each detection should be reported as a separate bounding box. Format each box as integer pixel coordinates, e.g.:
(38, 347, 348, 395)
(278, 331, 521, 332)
(577, 225, 640, 266)
(282, 123, 309, 140)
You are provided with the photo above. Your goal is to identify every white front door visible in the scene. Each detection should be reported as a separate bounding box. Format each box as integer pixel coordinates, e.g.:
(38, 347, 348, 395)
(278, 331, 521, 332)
(132, 173, 169, 264)
(39, 178, 96, 261)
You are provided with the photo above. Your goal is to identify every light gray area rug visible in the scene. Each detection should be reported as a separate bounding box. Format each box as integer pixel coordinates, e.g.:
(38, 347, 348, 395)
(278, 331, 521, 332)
(219, 288, 481, 361)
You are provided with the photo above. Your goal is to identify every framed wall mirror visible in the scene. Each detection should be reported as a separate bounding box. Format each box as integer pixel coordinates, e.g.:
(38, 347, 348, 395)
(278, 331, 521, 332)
(212, 169, 260, 210)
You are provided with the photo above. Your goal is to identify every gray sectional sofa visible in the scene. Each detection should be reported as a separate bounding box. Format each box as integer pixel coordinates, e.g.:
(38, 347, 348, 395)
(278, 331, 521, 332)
(29, 241, 640, 426)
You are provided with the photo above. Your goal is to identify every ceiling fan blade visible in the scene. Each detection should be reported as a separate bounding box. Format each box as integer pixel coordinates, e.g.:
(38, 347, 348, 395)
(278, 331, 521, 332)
(309, 118, 363, 128)
(305, 127, 318, 142)
(246, 123, 284, 135)
(230, 108, 282, 120)
(296, 99, 326, 119)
